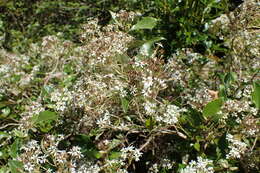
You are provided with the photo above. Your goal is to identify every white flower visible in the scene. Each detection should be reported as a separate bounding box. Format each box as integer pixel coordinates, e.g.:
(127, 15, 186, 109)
(180, 157, 214, 173)
(21, 140, 39, 152)
(155, 104, 186, 125)
(96, 111, 111, 127)
(144, 101, 157, 115)
(68, 146, 83, 159)
(24, 162, 35, 173)
(121, 146, 143, 162)
(226, 134, 247, 159)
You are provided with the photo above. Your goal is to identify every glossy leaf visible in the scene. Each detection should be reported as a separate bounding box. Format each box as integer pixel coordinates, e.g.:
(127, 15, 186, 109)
(130, 17, 158, 31)
(203, 98, 223, 119)
(252, 81, 260, 109)
(139, 37, 165, 57)
(34, 110, 58, 123)
(194, 142, 200, 152)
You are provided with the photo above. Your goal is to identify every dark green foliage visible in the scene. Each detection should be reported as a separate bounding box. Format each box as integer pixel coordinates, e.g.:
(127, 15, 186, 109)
(0, 0, 240, 55)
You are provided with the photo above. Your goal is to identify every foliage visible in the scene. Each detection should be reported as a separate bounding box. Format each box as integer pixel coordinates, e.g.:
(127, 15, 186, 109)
(0, 0, 259, 173)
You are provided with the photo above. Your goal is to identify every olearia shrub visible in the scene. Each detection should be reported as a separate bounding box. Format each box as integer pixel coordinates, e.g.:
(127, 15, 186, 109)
(0, 0, 259, 173)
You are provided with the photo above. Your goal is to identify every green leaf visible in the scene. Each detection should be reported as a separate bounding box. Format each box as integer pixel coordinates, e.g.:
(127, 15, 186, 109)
(224, 72, 237, 86)
(0, 101, 15, 109)
(121, 98, 129, 113)
(8, 160, 23, 173)
(130, 17, 158, 31)
(109, 10, 121, 26)
(109, 151, 121, 159)
(0, 166, 10, 173)
(219, 84, 227, 100)
(12, 129, 27, 138)
(41, 85, 54, 96)
(139, 37, 166, 57)
(108, 139, 121, 150)
(145, 117, 155, 130)
(34, 110, 58, 123)
(38, 121, 54, 132)
(82, 149, 101, 159)
(0, 148, 9, 160)
(252, 81, 260, 109)
(10, 139, 21, 158)
(0, 131, 10, 140)
(1, 107, 11, 117)
(202, 98, 223, 119)
(193, 142, 200, 152)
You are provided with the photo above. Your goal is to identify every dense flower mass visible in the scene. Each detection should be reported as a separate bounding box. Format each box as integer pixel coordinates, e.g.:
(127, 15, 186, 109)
(0, 0, 259, 172)
(180, 157, 214, 173)
(226, 134, 248, 159)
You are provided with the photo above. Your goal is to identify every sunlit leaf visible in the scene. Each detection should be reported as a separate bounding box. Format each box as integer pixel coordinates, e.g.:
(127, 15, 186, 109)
(130, 17, 158, 31)
(34, 110, 58, 123)
(109, 151, 121, 159)
(145, 117, 155, 130)
(203, 98, 223, 119)
(252, 81, 260, 109)
(194, 142, 200, 152)
(139, 37, 165, 57)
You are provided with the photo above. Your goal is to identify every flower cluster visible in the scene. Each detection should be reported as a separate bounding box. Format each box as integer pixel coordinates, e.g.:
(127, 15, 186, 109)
(180, 157, 214, 173)
(0, 2, 259, 172)
(120, 145, 143, 162)
(17, 135, 91, 173)
(155, 104, 186, 125)
(226, 134, 248, 159)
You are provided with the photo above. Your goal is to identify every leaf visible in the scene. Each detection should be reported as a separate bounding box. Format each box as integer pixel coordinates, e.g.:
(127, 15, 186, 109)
(0, 101, 15, 109)
(193, 142, 200, 152)
(121, 98, 129, 113)
(108, 139, 122, 150)
(41, 85, 54, 96)
(0, 166, 9, 173)
(8, 160, 23, 173)
(109, 10, 121, 26)
(109, 151, 121, 159)
(10, 139, 21, 158)
(34, 110, 58, 123)
(82, 149, 101, 159)
(202, 98, 223, 119)
(12, 129, 27, 138)
(130, 17, 158, 31)
(219, 84, 227, 100)
(145, 117, 155, 130)
(252, 81, 260, 109)
(73, 134, 95, 148)
(1, 107, 11, 116)
(139, 37, 166, 57)
(0, 132, 10, 140)
(224, 72, 237, 86)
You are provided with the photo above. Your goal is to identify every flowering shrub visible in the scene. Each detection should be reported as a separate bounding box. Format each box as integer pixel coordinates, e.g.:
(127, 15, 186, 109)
(0, 0, 259, 173)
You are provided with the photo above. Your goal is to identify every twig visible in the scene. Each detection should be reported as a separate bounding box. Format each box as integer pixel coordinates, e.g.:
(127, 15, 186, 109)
(250, 136, 258, 152)
(0, 123, 19, 130)
(139, 135, 153, 151)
